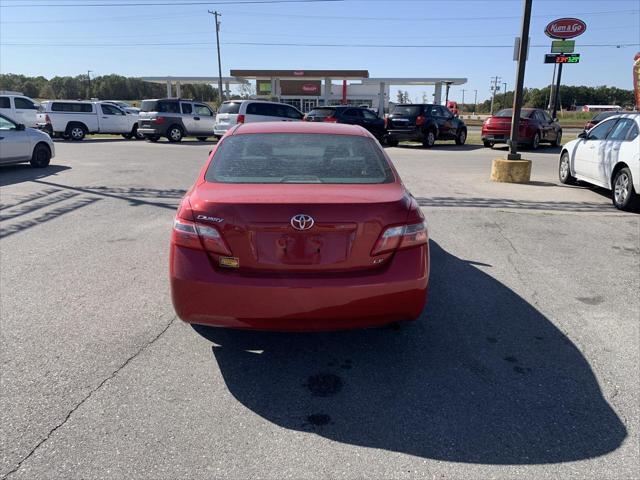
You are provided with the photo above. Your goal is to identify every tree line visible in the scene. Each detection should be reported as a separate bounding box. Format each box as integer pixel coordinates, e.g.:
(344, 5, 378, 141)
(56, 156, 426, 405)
(0, 73, 220, 103)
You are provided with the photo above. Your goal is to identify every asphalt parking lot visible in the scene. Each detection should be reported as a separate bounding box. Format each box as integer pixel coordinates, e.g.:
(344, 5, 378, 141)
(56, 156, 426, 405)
(1, 138, 638, 479)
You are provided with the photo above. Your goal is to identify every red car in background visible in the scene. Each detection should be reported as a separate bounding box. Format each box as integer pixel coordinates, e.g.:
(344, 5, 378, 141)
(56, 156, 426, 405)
(481, 108, 563, 149)
(170, 122, 430, 331)
(583, 110, 622, 131)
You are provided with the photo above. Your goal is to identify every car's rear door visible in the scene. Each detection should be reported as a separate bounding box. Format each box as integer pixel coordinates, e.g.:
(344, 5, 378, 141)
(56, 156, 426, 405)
(193, 103, 215, 135)
(361, 108, 385, 137)
(596, 118, 636, 186)
(180, 102, 196, 134)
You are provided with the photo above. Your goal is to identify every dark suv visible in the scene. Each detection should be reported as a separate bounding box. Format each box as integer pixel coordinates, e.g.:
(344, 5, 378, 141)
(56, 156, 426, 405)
(385, 104, 467, 147)
(304, 106, 385, 140)
(138, 98, 216, 142)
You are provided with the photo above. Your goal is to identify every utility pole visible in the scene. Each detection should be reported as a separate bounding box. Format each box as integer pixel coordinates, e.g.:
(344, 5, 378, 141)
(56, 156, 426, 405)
(87, 70, 92, 99)
(502, 82, 507, 108)
(473, 89, 477, 115)
(208, 10, 224, 104)
(461, 89, 466, 113)
(507, 0, 532, 160)
(489, 76, 501, 114)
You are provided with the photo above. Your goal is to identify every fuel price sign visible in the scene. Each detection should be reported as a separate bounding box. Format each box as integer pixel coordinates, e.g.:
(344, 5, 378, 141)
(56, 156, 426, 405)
(544, 53, 580, 64)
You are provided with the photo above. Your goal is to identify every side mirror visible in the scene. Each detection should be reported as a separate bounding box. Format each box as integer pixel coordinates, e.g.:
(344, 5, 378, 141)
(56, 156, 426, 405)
(16, 124, 26, 131)
(578, 131, 587, 139)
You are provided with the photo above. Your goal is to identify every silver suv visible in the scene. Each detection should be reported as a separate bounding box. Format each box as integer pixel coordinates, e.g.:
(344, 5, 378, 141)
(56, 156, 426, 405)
(137, 98, 216, 142)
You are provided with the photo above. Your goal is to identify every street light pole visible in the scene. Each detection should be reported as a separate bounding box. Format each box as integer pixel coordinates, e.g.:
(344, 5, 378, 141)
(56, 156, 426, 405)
(208, 10, 224, 104)
(507, 0, 532, 160)
(502, 82, 507, 108)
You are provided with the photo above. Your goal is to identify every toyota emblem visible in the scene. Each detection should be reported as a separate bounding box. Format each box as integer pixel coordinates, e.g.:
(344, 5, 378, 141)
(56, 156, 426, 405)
(291, 214, 314, 231)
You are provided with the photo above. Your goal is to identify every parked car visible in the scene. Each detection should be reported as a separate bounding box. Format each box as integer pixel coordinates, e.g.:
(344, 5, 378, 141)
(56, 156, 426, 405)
(0, 112, 55, 168)
(170, 121, 429, 331)
(385, 104, 467, 147)
(304, 106, 385, 140)
(213, 100, 304, 138)
(36, 100, 140, 141)
(481, 108, 562, 150)
(583, 110, 622, 131)
(103, 100, 140, 115)
(559, 113, 639, 211)
(0, 91, 40, 128)
(138, 98, 216, 142)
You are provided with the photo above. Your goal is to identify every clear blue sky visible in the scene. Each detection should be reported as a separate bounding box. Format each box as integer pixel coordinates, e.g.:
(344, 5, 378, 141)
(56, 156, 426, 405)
(0, 0, 638, 102)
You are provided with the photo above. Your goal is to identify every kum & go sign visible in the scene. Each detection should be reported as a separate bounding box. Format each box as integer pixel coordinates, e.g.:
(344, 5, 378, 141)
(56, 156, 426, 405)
(545, 18, 586, 39)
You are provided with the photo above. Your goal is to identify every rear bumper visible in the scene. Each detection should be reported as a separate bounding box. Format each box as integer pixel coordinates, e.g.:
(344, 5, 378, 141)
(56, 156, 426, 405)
(387, 128, 422, 141)
(214, 125, 232, 135)
(138, 127, 164, 136)
(170, 245, 429, 331)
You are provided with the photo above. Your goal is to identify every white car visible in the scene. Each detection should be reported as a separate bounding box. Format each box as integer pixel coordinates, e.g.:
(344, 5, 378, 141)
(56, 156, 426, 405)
(559, 113, 640, 211)
(214, 100, 304, 138)
(0, 91, 40, 128)
(36, 100, 140, 141)
(0, 113, 55, 168)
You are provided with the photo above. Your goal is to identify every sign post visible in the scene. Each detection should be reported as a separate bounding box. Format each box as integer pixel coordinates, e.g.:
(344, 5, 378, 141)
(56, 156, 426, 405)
(544, 18, 586, 119)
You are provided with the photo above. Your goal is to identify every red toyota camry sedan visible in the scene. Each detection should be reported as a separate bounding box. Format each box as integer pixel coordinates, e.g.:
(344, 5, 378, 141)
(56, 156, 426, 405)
(170, 122, 430, 331)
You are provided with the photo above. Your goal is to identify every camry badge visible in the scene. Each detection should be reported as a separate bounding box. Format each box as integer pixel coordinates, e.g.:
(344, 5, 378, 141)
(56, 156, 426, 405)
(291, 214, 314, 231)
(196, 214, 224, 223)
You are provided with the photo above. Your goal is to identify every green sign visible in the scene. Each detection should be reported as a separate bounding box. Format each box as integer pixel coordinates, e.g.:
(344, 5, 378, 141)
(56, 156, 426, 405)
(551, 40, 575, 53)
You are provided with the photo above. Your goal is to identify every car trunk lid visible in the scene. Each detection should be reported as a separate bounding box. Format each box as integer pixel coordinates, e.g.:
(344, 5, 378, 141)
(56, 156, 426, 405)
(188, 182, 410, 273)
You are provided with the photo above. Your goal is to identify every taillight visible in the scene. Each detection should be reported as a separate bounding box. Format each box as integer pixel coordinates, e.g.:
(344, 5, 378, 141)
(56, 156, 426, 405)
(237, 114, 245, 124)
(384, 116, 388, 128)
(172, 217, 232, 256)
(45, 114, 51, 124)
(371, 221, 428, 256)
(153, 116, 166, 125)
(415, 115, 425, 126)
(323, 116, 338, 123)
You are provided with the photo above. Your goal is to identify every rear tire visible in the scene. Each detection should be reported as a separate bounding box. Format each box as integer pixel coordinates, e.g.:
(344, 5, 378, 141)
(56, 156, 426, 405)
(558, 151, 576, 185)
(197, 136, 208, 142)
(455, 128, 467, 145)
(30, 143, 51, 168)
(167, 125, 183, 143)
(612, 167, 640, 211)
(386, 136, 399, 147)
(422, 129, 436, 148)
(67, 124, 86, 141)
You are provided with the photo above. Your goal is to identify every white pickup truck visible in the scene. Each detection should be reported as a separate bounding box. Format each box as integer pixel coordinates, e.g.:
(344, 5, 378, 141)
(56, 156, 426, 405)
(0, 91, 40, 128)
(36, 100, 141, 141)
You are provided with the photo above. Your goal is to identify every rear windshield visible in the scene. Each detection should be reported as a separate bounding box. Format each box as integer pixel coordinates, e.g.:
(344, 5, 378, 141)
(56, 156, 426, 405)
(308, 108, 336, 117)
(140, 100, 179, 113)
(392, 105, 422, 116)
(206, 133, 394, 184)
(593, 111, 619, 121)
(219, 102, 241, 114)
(494, 108, 533, 119)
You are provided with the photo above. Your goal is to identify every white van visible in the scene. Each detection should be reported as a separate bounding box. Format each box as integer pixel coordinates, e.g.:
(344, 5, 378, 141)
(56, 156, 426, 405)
(36, 100, 140, 141)
(0, 91, 40, 128)
(214, 100, 304, 138)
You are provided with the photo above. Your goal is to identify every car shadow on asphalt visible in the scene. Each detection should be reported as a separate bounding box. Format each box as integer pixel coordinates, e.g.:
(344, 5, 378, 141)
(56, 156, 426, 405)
(384, 144, 484, 152)
(192, 241, 626, 465)
(413, 196, 618, 213)
(0, 164, 70, 188)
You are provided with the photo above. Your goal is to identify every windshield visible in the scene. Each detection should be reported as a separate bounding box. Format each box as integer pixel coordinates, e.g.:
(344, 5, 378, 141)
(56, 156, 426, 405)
(494, 109, 533, 119)
(219, 102, 241, 114)
(392, 105, 421, 116)
(206, 133, 394, 184)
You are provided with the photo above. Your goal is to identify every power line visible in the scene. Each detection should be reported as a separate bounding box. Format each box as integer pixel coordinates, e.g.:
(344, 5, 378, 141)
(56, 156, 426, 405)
(2, 41, 637, 48)
(0, 0, 347, 7)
